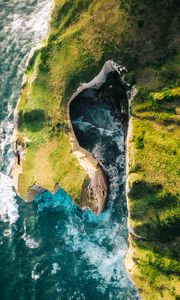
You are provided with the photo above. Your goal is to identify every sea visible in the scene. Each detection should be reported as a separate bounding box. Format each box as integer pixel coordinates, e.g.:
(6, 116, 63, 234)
(0, 1, 139, 299)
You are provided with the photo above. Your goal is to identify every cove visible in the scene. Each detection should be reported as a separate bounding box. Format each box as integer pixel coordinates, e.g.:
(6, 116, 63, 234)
(0, 0, 139, 295)
(0, 64, 140, 298)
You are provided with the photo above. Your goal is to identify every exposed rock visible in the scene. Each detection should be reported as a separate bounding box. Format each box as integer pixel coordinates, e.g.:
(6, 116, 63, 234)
(25, 184, 47, 201)
(67, 60, 130, 214)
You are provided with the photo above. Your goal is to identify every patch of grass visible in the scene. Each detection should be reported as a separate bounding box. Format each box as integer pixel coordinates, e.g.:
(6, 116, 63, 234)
(131, 239, 180, 300)
(18, 132, 85, 200)
(48, 134, 85, 200)
(151, 86, 180, 102)
(18, 109, 46, 132)
(26, 49, 41, 73)
(51, 0, 92, 30)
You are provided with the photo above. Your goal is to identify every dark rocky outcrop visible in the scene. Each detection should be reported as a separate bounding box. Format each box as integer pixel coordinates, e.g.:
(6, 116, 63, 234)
(69, 61, 131, 213)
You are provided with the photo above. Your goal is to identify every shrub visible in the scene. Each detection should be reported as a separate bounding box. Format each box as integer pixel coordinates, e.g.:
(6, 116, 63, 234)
(18, 109, 46, 132)
(151, 86, 180, 102)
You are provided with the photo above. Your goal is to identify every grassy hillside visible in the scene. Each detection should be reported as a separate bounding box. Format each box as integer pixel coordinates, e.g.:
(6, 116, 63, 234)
(127, 63, 180, 299)
(15, 0, 180, 298)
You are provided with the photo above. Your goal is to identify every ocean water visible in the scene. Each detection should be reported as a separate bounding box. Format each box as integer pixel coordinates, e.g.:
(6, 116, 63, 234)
(0, 1, 139, 299)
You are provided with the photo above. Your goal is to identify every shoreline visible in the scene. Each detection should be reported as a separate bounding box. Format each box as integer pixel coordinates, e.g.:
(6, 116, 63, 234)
(12, 59, 130, 215)
(9, 1, 180, 298)
(124, 87, 140, 294)
(11, 0, 140, 291)
(11, 0, 55, 197)
(124, 117, 135, 281)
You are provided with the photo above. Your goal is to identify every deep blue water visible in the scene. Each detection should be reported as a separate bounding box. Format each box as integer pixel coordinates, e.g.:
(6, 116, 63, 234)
(0, 1, 139, 299)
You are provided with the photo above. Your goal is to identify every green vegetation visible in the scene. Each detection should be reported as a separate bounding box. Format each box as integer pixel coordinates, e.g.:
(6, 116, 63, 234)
(128, 56, 180, 299)
(15, 0, 180, 298)
(17, 48, 85, 201)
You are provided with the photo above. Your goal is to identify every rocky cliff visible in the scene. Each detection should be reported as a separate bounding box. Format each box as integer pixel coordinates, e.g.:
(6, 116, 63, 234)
(12, 0, 180, 298)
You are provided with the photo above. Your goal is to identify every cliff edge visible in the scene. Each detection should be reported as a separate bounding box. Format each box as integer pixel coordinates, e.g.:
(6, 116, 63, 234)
(12, 0, 180, 299)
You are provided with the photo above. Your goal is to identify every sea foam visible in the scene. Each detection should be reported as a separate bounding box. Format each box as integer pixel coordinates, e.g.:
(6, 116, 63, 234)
(0, 172, 19, 225)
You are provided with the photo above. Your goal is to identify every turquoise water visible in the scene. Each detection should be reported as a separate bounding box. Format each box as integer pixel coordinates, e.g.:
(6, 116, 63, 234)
(0, 188, 139, 299)
(0, 1, 139, 299)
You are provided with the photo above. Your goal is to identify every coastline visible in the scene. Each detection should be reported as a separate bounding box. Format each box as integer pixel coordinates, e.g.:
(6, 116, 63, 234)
(124, 88, 139, 292)
(12, 59, 129, 214)
(124, 80, 180, 299)
(10, 1, 180, 298)
(12, 4, 141, 280)
(11, 0, 55, 199)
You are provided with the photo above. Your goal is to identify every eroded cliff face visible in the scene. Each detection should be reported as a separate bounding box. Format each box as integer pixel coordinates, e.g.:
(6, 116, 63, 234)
(68, 61, 131, 213)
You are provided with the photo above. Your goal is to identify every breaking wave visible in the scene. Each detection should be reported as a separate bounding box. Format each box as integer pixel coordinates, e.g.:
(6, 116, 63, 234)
(0, 172, 19, 225)
(0, 0, 53, 229)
